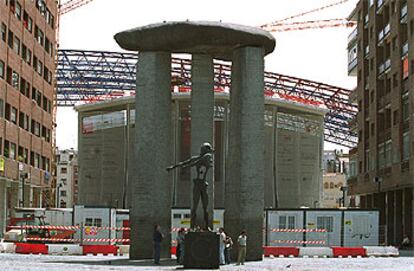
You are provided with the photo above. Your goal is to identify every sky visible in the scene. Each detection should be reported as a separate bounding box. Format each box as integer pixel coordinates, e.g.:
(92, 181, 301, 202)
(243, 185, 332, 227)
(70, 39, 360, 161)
(56, 0, 358, 151)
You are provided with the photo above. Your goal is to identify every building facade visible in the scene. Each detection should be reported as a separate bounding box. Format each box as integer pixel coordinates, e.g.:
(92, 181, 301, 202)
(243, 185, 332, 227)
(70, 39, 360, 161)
(0, 0, 57, 236)
(347, 0, 414, 246)
(321, 150, 353, 208)
(76, 94, 326, 210)
(56, 148, 78, 208)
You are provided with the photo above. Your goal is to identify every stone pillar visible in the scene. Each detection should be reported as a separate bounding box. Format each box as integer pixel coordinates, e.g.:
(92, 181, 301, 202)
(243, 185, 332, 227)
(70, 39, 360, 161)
(190, 54, 214, 229)
(225, 46, 265, 261)
(130, 51, 172, 260)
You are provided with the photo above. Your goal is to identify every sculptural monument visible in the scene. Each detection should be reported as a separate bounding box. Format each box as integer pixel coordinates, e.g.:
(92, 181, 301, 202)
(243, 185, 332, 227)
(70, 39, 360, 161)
(167, 142, 214, 229)
(114, 20, 275, 262)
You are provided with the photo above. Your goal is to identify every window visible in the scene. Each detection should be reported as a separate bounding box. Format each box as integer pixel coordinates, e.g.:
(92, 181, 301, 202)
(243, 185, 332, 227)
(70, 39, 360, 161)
(4, 140, 9, 157)
(9, 142, 16, 160)
(0, 99, 3, 118)
(279, 216, 286, 229)
(173, 214, 181, 219)
(402, 98, 409, 121)
(44, 37, 50, 53)
(34, 25, 44, 46)
(94, 218, 102, 227)
(7, 30, 13, 48)
(317, 216, 333, 232)
(14, 1, 22, 20)
(61, 167, 67, 174)
(12, 71, 19, 89)
(23, 11, 32, 32)
(324, 182, 329, 189)
(60, 190, 67, 197)
(0, 60, 4, 78)
(402, 132, 410, 161)
(10, 106, 17, 124)
(34, 153, 39, 168)
(13, 32, 20, 54)
(22, 45, 32, 65)
(385, 140, 392, 167)
(393, 110, 399, 125)
(288, 216, 295, 229)
(31, 120, 40, 136)
(85, 218, 93, 226)
(1, 23, 6, 42)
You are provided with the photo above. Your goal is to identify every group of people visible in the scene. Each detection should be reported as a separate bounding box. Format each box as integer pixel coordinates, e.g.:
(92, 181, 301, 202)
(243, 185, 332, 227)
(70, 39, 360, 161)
(218, 227, 247, 265)
(152, 224, 248, 265)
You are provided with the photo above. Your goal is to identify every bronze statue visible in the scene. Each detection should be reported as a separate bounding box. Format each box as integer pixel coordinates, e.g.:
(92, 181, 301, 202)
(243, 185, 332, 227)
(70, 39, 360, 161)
(167, 142, 214, 229)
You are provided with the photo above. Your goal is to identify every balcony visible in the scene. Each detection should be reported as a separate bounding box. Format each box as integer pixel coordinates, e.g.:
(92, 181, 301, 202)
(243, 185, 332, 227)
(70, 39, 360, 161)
(377, 23, 390, 45)
(400, 3, 408, 24)
(376, 0, 385, 13)
(364, 14, 369, 28)
(364, 45, 370, 59)
(378, 59, 391, 77)
(401, 41, 408, 58)
(348, 57, 358, 75)
(348, 27, 358, 46)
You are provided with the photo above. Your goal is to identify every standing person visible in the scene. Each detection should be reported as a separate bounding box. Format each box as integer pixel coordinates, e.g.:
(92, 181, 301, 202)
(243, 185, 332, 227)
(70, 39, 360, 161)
(237, 230, 247, 265)
(224, 235, 233, 264)
(218, 227, 226, 265)
(153, 224, 164, 265)
(177, 228, 186, 264)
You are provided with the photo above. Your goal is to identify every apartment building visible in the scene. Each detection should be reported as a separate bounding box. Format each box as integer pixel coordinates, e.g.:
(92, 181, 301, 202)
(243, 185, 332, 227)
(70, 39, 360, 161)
(56, 148, 78, 208)
(347, 0, 413, 246)
(0, 0, 57, 236)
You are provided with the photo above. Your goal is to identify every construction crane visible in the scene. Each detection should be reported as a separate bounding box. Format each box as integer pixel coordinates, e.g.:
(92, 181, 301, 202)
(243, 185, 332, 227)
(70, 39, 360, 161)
(260, 0, 357, 32)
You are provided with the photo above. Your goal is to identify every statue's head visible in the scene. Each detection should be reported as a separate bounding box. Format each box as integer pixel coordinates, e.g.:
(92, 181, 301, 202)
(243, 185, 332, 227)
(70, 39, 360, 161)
(200, 142, 213, 155)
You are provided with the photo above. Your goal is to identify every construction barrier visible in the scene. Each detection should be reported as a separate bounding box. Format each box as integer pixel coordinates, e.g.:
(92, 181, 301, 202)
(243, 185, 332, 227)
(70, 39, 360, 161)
(82, 244, 118, 256)
(0, 242, 16, 253)
(48, 244, 83, 255)
(15, 243, 48, 255)
(364, 246, 399, 257)
(118, 245, 130, 256)
(298, 247, 333, 258)
(332, 247, 366, 257)
(263, 246, 299, 257)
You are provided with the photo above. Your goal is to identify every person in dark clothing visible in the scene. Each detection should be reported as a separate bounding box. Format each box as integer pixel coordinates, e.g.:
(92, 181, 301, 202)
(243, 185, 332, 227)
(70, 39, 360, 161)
(153, 224, 164, 264)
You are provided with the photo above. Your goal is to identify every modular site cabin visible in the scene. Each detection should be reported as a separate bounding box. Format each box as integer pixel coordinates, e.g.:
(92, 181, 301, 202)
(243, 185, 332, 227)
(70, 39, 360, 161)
(4, 206, 379, 248)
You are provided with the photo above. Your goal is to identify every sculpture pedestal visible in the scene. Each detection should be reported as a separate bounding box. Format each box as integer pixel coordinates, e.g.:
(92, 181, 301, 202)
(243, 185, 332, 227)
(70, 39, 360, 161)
(184, 231, 219, 269)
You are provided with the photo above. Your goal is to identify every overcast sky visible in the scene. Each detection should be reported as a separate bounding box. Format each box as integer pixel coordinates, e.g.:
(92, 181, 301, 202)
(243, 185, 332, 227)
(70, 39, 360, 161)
(56, 0, 358, 151)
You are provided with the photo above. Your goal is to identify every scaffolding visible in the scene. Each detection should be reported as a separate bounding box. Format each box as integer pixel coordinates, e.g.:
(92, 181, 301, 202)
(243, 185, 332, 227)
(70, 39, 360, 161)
(56, 49, 357, 148)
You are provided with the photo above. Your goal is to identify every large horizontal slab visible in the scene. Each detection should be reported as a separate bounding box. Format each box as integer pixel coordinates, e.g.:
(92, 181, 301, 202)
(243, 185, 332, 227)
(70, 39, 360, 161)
(114, 21, 276, 60)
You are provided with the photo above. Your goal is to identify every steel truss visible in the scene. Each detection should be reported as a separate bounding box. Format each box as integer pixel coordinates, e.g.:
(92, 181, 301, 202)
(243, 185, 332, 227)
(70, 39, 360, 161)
(57, 49, 357, 148)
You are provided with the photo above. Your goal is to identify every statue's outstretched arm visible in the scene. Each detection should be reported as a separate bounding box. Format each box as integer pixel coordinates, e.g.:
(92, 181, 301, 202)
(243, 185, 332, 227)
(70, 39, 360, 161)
(167, 155, 200, 171)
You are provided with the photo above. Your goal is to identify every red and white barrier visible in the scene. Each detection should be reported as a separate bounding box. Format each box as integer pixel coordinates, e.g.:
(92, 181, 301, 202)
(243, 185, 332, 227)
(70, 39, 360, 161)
(264, 246, 299, 257)
(0, 242, 16, 253)
(82, 244, 118, 256)
(25, 237, 130, 243)
(272, 240, 326, 245)
(364, 246, 399, 257)
(271, 229, 327, 233)
(15, 243, 48, 255)
(298, 247, 333, 258)
(332, 247, 367, 257)
(48, 244, 83, 255)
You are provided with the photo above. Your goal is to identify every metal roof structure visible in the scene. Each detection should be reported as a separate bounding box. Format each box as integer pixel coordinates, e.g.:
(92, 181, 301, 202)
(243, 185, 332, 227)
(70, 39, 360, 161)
(56, 49, 357, 148)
